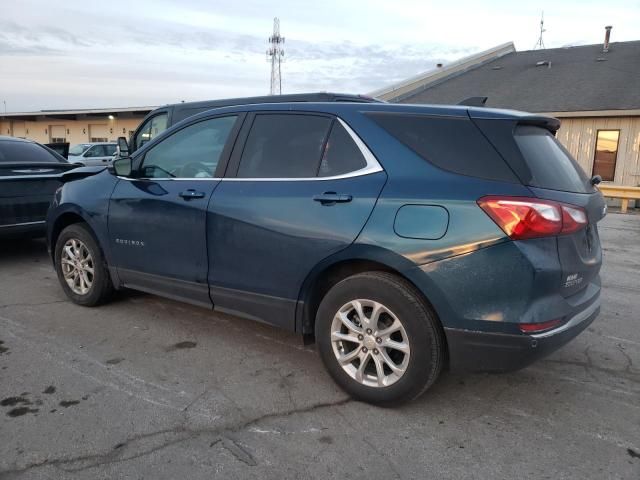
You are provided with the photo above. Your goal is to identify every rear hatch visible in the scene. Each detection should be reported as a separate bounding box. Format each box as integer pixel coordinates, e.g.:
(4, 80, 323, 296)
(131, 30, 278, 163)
(472, 115, 606, 297)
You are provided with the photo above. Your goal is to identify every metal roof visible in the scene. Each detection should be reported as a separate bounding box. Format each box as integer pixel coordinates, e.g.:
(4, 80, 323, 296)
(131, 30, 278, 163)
(0, 106, 156, 121)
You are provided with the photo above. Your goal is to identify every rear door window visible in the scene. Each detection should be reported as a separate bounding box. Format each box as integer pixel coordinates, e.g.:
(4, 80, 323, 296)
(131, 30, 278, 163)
(237, 114, 332, 178)
(367, 113, 518, 183)
(514, 126, 593, 193)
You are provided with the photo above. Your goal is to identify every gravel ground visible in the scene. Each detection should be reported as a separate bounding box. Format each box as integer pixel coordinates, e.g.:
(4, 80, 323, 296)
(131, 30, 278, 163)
(0, 212, 638, 479)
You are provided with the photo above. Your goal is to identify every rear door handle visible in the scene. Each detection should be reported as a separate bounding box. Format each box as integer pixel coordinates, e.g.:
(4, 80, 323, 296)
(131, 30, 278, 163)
(179, 189, 206, 200)
(313, 192, 352, 205)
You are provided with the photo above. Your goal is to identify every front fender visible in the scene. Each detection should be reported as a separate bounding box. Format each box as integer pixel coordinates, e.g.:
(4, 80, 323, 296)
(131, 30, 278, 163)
(46, 170, 119, 266)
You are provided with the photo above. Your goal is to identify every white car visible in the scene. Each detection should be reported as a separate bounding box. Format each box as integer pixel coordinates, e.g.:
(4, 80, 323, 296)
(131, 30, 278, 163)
(68, 143, 117, 166)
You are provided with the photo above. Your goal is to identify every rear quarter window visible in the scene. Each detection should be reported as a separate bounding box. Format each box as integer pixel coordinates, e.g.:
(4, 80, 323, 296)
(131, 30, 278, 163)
(318, 122, 367, 177)
(514, 126, 594, 193)
(366, 113, 518, 183)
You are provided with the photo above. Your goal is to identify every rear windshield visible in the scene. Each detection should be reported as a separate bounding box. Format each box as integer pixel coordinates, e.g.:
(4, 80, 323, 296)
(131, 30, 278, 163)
(0, 140, 64, 163)
(514, 126, 593, 193)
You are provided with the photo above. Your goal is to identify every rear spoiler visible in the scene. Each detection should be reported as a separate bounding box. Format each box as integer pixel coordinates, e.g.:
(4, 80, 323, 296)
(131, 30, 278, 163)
(468, 109, 561, 133)
(515, 116, 561, 133)
(0, 162, 76, 170)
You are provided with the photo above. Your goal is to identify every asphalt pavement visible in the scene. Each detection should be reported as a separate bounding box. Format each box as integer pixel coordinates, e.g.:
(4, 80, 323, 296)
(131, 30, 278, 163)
(0, 213, 638, 479)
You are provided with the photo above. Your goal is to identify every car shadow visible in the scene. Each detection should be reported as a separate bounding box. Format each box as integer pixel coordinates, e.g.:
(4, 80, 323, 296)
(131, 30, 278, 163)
(0, 237, 49, 262)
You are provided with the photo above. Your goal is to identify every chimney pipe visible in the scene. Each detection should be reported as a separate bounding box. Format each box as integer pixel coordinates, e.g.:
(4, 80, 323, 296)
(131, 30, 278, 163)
(603, 25, 612, 52)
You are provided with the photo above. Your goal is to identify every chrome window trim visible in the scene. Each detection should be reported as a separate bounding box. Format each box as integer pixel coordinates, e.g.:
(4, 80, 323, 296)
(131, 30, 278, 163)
(0, 220, 45, 228)
(117, 176, 222, 181)
(118, 117, 383, 182)
(0, 173, 65, 180)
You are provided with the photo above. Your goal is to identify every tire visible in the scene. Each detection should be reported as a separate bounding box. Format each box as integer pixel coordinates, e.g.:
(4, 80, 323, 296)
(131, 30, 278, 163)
(315, 271, 443, 406)
(54, 223, 113, 306)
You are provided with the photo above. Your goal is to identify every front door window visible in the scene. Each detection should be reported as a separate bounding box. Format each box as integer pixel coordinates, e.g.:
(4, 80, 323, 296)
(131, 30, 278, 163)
(140, 116, 237, 178)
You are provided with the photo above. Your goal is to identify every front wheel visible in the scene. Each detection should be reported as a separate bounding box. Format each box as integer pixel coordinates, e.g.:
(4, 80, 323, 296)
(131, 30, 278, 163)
(54, 223, 113, 306)
(315, 272, 444, 406)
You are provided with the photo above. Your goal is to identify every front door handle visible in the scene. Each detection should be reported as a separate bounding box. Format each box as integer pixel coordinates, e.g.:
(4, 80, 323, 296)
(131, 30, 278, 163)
(179, 189, 206, 200)
(313, 192, 353, 205)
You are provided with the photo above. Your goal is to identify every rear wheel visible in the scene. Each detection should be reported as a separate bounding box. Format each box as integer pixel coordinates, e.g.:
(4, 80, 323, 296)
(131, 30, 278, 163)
(54, 223, 113, 306)
(316, 272, 443, 406)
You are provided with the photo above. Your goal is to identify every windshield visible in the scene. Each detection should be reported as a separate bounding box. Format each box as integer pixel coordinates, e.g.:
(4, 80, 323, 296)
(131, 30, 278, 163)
(69, 144, 91, 156)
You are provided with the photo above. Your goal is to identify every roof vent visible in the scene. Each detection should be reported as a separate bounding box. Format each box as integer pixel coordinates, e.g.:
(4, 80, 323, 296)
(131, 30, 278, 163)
(491, 65, 503, 70)
(536, 60, 551, 68)
(603, 25, 612, 52)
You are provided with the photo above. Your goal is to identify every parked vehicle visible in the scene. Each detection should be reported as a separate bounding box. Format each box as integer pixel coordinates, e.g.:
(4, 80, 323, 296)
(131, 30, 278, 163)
(119, 92, 380, 156)
(68, 142, 117, 166)
(0, 136, 78, 238)
(47, 102, 605, 405)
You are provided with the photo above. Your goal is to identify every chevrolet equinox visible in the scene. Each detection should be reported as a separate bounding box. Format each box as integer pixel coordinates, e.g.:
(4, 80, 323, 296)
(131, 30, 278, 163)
(47, 101, 605, 405)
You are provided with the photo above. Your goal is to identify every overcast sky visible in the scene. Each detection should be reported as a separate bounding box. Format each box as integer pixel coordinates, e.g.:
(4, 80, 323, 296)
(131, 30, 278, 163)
(1, 0, 638, 112)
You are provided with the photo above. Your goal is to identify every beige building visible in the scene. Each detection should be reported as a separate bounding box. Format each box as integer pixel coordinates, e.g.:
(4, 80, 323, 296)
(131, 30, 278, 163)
(0, 107, 154, 145)
(370, 32, 640, 192)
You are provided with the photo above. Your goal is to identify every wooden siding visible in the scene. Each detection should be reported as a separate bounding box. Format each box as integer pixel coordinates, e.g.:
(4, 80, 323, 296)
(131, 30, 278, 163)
(556, 116, 640, 186)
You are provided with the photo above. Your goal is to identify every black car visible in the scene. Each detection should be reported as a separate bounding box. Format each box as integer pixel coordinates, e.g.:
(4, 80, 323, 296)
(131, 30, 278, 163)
(0, 136, 78, 238)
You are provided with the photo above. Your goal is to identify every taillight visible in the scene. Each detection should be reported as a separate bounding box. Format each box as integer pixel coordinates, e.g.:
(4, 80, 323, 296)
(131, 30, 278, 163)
(519, 319, 563, 334)
(561, 205, 588, 234)
(477, 196, 587, 240)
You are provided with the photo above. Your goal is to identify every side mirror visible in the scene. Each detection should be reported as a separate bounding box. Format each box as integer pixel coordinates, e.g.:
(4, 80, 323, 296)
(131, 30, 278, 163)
(591, 175, 602, 186)
(110, 157, 132, 177)
(117, 136, 130, 157)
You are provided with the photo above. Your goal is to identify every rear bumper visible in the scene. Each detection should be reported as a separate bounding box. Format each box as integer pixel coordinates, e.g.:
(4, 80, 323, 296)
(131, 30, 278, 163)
(445, 297, 600, 372)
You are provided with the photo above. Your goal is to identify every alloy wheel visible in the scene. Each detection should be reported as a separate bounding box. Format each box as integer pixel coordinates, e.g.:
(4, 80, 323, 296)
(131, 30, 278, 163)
(60, 238, 94, 295)
(330, 299, 410, 387)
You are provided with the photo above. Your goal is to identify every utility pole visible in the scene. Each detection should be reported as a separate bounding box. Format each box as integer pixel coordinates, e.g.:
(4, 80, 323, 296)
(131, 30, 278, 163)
(534, 11, 546, 50)
(267, 17, 285, 95)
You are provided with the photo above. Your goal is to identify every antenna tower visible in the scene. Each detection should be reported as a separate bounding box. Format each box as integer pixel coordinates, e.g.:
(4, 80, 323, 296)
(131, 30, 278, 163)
(267, 18, 285, 95)
(534, 11, 546, 49)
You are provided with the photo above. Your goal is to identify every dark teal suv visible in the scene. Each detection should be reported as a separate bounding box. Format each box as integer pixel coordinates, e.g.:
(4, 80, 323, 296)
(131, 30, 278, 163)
(47, 101, 605, 405)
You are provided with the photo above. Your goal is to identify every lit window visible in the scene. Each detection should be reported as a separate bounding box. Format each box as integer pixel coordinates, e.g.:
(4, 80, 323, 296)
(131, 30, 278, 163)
(592, 130, 620, 182)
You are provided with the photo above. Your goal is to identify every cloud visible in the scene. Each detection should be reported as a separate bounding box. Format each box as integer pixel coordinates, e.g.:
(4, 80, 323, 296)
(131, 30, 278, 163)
(0, 37, 62, 56)
(2, 0, 638, 110)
